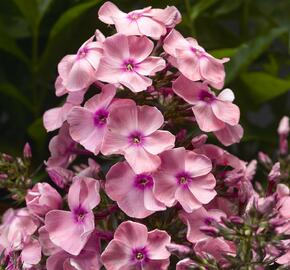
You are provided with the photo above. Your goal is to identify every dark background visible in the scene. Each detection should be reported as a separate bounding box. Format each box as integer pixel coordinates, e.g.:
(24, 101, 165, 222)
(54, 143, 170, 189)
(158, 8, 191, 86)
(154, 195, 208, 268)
(0, 0, 289, 166)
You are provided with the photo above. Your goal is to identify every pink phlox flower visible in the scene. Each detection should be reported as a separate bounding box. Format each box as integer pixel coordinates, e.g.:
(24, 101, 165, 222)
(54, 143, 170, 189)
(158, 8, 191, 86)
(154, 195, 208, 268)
(101, 221, 171, 270)
(105, 161, 165, 218)
(179, 206, 226, 243)
(67, 84, 134, 154)
(101, 103, 175, 173)
(164, 29, 229, 89)
(173, 75, 240, 132)
(58, 31, 104, 92)
(96, 34, 166, 92)
(45, 177, 100, 255)
(98, 2, 181, 39)
(153, 147, 216, 213)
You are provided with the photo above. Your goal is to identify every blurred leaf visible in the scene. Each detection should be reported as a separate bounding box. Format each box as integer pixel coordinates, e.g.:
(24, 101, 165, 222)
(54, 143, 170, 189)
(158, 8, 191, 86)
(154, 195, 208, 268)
(213, 0, 242, 16)
(0, 83, 32, 111)
(27, 117, 47, 152)
(39, 0, 100, 74)
(241, 72, 290, 104)
(0, 28, 29, 64)
(37, 0, 53, 20)
(226, 27, 287, 84)
(190, 0, 218, 21)
(209, 48, 237, 58)
(12, 0, 39, 32)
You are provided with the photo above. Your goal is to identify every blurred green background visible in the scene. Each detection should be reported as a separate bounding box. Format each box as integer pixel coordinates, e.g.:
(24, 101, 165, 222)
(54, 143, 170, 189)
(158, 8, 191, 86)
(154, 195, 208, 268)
(0, 0, 289, 165)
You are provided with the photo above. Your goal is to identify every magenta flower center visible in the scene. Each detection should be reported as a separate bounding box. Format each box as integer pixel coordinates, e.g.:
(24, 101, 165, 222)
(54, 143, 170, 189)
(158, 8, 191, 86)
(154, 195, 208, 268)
(94, 108, 109, 127)
(132, 247, 148, 263)
(73, 206, 88, 223)
(77, 47, 89, 59)
(122, 59, 138, 72)
(176, 172, 192, 186)
(204, 217, 215, 225)
(134, 174, 154, 190)
(129, 131, 144, 146)
(191, 47, 205, 58)
(199, 90, 215, 103)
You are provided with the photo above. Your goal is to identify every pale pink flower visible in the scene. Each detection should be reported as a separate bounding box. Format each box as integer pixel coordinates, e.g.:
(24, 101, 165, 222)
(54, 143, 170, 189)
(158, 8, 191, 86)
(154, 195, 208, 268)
(46, 166, 74, 189)
(179, 207, 226, 243)
(101, 221, 171, 270)
(105, 161, 165, 218)
(46, 123, 77, 168)
(153, 147, 216, 213)
(58, 33, 103, 92)
(67, 84, 134, 154)
(194, 238, 236, 262)
(45, 177, 100, 255)
(21, 238, 41, 269)
(101, 104, 175, 173)
(26, 183, 62, 217)
(173, 75, 240, 132)
(46, 231, 102, 270)
(43, 88, 85, 132)
(164, 29, 229, 89)
(98, 2, 181, 39)
(96, 34, 166, 92)
(0, 208, 39, 250)
(214, 124, 244, 146)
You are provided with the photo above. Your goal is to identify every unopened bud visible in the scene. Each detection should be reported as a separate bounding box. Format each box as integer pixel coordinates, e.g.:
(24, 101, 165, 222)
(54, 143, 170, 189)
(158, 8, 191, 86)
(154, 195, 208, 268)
(258, 152, 272, 166)
(23, 142, 32, 158)
(199, 226, 219, 237)
(228, 215, 244, 225)
(278, 116, 289, 155)
(2, 153, 13, 162)
(268, 162, 281, 183)
(191, 134, 208, 148)
(0, 173, 8, 180)
(166, 243, 191, 256)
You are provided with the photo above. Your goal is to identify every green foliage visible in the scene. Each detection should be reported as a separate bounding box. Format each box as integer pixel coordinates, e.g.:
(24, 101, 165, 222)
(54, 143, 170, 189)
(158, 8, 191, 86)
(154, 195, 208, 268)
(0, 0, 289, 164)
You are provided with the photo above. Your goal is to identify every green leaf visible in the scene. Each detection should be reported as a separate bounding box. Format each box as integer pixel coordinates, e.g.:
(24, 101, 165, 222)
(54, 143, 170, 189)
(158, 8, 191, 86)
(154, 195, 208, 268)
(0, 28, 29, 64)
(190, 0, 218, 21)
(27, 117, 47, 153)
(241, 72, 290, 103)
(226, 27, 287, 84)
(37, 0, 54, 20)
(0, 83, 32, 111)
(13, 0, 39, 32)
(213, 0, 243, 16)
(209, 48, 238, 59)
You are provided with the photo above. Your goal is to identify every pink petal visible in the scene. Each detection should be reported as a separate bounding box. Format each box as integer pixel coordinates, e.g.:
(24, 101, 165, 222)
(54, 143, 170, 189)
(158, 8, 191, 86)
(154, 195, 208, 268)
(217, 88, 235, 102)
(68, 177, 100, 211)
(55, 76, 67, 96)
(199, 56, 226, 89)
(185, 151, 212, 177)
(58, 55, 76, 82)
(192, 103, 225, 132)
(172, 75, 205, 104)
(38, 226, 61, 256)
(21, 239, 41, 266)
(128, 35, 154, 62)
(85, 44, 102, 70)
(138, 56, 166, 76)
(120, 72, 152, 92)
(211, 100, 240, 126)
(103, 34, 129, 63)
(114, 221, 148, 248)
(163, 29, 189, 57)
(143, 130, 175, 154)
(45, 210, 94, 256)
(43, 106, 68, 132)
(137, 16, 166, 39)
(101, 239, 132, 269)
(144, 188, 166, 211)
(175, 187, 202, 212)
(95, 58, 122, 84)
(158, 147, 186, 174)
(214, 124, 243, 146)
(84, 84, 116, 112)
(124, 146, 161, 174)
(66, 90, 86, 105)
(137, 105, 164, 135)
(147, 229, 171, 260)
(101, 130, 130, 156)
(149, 6, 181, 28)
(67, 107, 104, 154)
(98, 1, 126, 24)
(64, 58, 95, 91)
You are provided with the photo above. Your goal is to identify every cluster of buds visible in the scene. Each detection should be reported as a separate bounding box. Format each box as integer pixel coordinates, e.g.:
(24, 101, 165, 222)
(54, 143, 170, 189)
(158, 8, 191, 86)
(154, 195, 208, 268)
(0, 143, 32, 202)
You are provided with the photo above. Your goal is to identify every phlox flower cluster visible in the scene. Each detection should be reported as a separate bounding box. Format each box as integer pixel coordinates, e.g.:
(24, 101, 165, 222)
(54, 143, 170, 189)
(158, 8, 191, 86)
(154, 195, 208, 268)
(0, 2, 289, 270)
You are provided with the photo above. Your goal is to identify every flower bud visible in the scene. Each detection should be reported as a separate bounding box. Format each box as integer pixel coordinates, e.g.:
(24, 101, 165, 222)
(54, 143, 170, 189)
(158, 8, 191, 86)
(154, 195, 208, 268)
(26, 183, 62, 216)
(166, 243, 191, 257)
(258, 151, 272, 166)
(278, 116, 289, 155)
(23, 143, 32, 159)
(191, 134, 208, 148)
(0, 173, 8, 180)
(199, 226, 219, 237)
(228, 215, 244, 226)
(268, 162, 281, 183)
